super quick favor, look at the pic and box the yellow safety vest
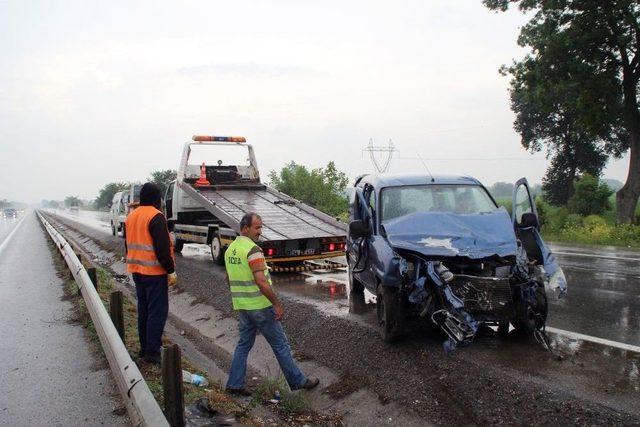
[225,236,273,310]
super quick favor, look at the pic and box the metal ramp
[177,182,345,241]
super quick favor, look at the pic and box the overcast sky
[0,0,630,203]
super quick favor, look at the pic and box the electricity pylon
[363,139,396,173]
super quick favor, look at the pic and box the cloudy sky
[0,0,630,203]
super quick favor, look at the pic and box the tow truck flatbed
[165,135,347,267]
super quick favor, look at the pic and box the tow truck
[164,135,347,272]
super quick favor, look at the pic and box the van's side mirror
[349,220,372,238]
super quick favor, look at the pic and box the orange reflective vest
[125,205,174,275]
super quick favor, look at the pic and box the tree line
[484,0,640,223]
[88,170,177,210]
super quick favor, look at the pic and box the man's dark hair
[240,212,261,230]
[139,182,162,207]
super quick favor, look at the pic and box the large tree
[64,196,81,207]
[268,161,349,217]
[503,54,618,205]
[95,182,129,210]
[485,0,640,222]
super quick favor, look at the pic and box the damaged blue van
[347,174,567,350]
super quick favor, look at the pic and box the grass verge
[45,238,257,424]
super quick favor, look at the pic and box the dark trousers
[133,273,168,358]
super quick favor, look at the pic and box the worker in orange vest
[125,182,177,365]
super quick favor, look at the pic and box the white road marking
[0,213,27,256]
[554,251,640,262]
[546,326,640,354]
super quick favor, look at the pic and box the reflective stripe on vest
[125,205,174,276]
[225,236,272,310]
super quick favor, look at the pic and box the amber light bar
[192,135,246,143]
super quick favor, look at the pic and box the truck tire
[376,284,405,342]
[111,222,116,236]
[210,236,225,265]
[174,239,184,253]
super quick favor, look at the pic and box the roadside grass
[45,241,257,424]
[251,376,343,424]
[252,376,309,415]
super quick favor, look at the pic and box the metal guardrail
[37,211,169,427]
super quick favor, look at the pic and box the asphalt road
[0,211,127,426]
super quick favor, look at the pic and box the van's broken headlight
[434,262,454,283]
[398,257,408,276]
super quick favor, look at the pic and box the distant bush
[567,174,613,216]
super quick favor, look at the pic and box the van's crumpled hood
[383,209,517,259]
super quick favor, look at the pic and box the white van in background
[109,184,142,237]
[110,191,125,236]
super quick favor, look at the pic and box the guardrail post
[109,291,125,340]
[87,267,98,290]
[162,344,184,427]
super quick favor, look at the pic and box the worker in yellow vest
[225,212,319,395]
[125,182,177,365]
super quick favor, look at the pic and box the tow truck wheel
[210,236,225,265]
[174,239,184,253]
[376,284,405,343]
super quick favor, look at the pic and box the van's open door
[512,178,567,296]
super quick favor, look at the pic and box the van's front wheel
[377,285,405,342]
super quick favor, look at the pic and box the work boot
[301,377,319,390]
[144,354,161,366]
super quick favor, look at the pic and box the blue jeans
[226,306,307,390]
[133,274,168,358]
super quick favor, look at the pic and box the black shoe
[144,354,161,365]
[301,377,319,390]
[225,387,252,397]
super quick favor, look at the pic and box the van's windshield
[381,184,497,222]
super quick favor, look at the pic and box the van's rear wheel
[174,239,184,253]
[210,236,225,265]
[111,222,116,236]
[376,285,405,342]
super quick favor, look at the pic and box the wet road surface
[0,213,24,246]
[0,212,126,426]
